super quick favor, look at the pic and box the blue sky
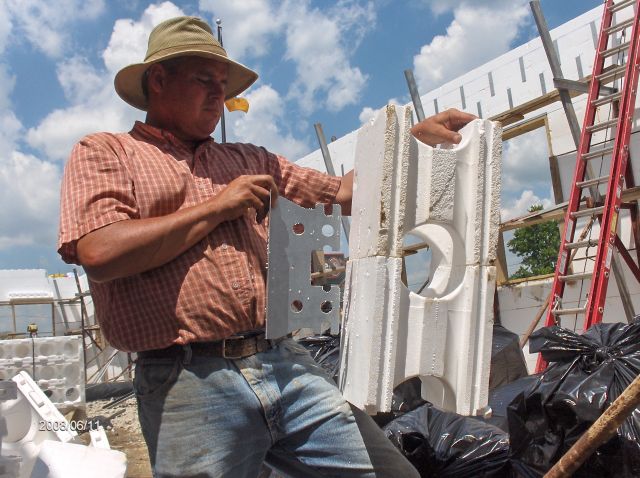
[0,0,602,274]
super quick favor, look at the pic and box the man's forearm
[77,199,225,282]
[336,170,354,215]
[78,174,277,282]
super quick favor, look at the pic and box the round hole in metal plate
[323,284,331,292]
[321,224,334,237]
[292,223,305,235]
[291,300,303,313]
[320,301,332,313]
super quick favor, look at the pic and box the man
[58,16,475,478]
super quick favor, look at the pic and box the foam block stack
[339,105,502,416]
[0,337,84,411]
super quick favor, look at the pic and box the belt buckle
[221,336,247,359]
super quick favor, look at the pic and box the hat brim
[114,50,258,111]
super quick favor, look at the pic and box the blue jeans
[134,338,419,478]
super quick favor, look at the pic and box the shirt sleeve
[57,134,140,264]
[265,150,342,207]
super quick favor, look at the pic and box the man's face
[154,56,229,142]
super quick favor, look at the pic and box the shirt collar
[131,121,216,152]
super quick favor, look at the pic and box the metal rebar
[404,69,426,122]
[216,19,226,143]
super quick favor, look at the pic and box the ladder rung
[587,118,618,133]
[610,0,635,14]
[576,175,609,188]
[592,91,622,107]
[552,306,587,316]
[581,145,615,160]
[606,18,634,35]
[560,272,593,282]
[601,41,631,59]
[565,239,599,250]
[571,206,605,219]
[597,64,628,84]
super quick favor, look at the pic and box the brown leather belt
[137,332,277,360]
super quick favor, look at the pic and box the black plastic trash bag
[384,402,511,477]
[489,324,529,391]
[297,334,341,381]
[508,321,640,477]
[487,374,539,433]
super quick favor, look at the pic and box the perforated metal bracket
[266,197,341,339]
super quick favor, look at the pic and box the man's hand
[410,108,477,146]
[214,174,278,224]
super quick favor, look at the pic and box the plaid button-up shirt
[58,122,341,352]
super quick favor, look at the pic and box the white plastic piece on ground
[30,440,126,478]
[89,426,110,450]
[339,105,501,416]
[0,372,77,478]
[0,337,84,411]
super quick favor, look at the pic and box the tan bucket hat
[114,16,258,111]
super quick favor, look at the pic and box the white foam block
[340,106,500,416]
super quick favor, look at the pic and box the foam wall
[339,105,502,415]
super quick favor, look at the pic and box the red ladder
[537,0,640,372]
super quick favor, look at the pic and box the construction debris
[0,372,127,478]
[509,320,640,477]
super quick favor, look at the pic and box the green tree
[507,204,560,280]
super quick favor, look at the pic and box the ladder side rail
[537,0,617,372]
[543,0,615,326]
[585,2,640,328]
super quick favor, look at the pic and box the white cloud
[57,56,105,104]
[413,2,529,92]
[102,1,185,74]
[28,2,187,162]
[5,0,106,58]
[198,0,281,60]
[0,108,22,154]
[283,0,373,112]
[198,0,374,113]
[0,5,12,54]
[27,102,136,163]
[501,190,553,221]
[0,151,61,250]
[228,84,309,160]
[425,0,517,15]
[359,107,376,124]
[358,97,400,124]
[502,127,551,194]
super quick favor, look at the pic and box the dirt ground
[81,396,152,478]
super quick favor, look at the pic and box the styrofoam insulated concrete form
[0,337,84,411]
[339,105,501,415]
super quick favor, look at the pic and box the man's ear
[147,64,166,96]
